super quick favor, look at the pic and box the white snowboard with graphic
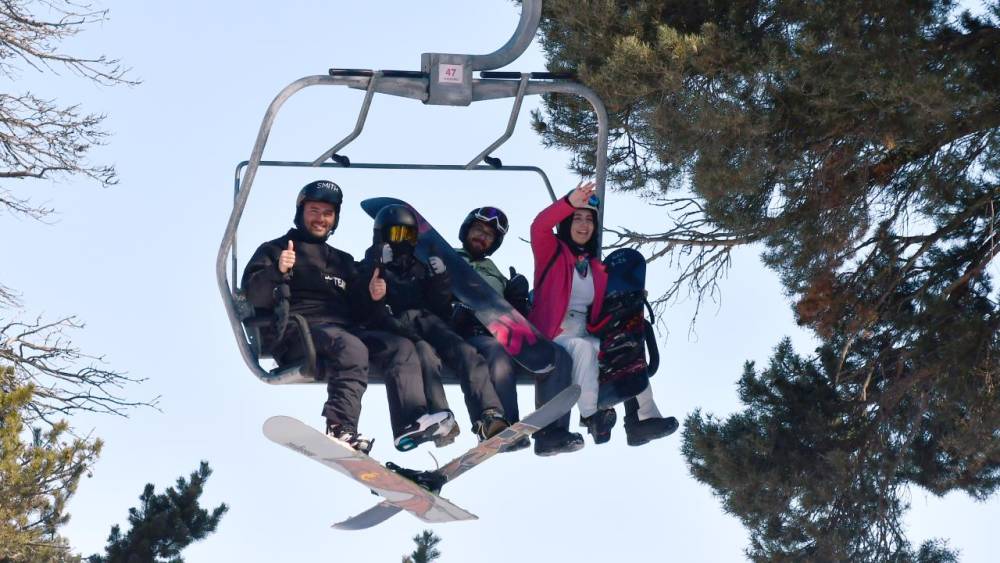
[263,416,477,524]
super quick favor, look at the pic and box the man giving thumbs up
[241,180,423,455]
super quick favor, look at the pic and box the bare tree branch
[0,314,159,428]
[602,195,761,325]
[0,0,138,85]
[0,0,138,220]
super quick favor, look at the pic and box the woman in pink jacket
[529,181,677,445]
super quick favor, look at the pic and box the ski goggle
[471,206,509,235]
[385,225,418,244]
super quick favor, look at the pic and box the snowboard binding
[385,462,448,494]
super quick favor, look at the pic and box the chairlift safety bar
[230,160,557,295]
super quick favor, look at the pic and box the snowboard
[333,383,581,530]
[263,416,478,525]
[361,197,557,374]
[594,248,658,409]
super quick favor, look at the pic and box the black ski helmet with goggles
[373,204,419,251]
[458,206,509,257]
[293,180,343,240]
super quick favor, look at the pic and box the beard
[463,238,488,258]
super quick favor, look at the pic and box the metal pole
[469,0,542,71]
[465,74,530,168]
[471,78,609,249]
[311,71,382,166]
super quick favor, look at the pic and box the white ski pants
[554,310,662,420]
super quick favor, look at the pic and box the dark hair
[556,208,599,255]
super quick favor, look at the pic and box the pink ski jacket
[528,197,608,339]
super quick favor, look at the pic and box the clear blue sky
[2,1,997,561]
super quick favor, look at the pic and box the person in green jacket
[452,206,584,456]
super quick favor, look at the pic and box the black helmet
[459,206,508,257]
[293,180,343,238]
[373,204,419,247]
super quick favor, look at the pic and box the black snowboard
[361,197,557,374]
[594,248,658,409]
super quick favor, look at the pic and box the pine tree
[87,463,228,563]
[0,366,101,562]
[401,530,442,563]
[535,1,999,559]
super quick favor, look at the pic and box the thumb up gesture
[278,241,296,274]
[369,266,387,301]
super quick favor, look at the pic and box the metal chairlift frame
[217,0,610,385]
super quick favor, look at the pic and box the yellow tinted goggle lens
[387,225,417,244]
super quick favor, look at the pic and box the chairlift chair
[217,0,611,385]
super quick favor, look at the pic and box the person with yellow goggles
[359,204,510,451]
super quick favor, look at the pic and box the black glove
[504,267,531,316]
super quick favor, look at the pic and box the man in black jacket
[359,204,509,451]
[242,180,429,454]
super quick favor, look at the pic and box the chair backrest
[234,290,317,383]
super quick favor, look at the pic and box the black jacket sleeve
[353,248,390,326]
[423,267,454,320]
[348,256,383,324]
[242,241,284,309]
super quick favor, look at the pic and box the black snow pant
[360,331,428,439]
[400,310,505,429]
[414,340,450,415]
[278,322,369,432]
[467,335,574,433]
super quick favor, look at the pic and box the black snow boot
[624,415,679,446]
[501,435,531,453]
[581,409,617,444]
[533,428,585,457]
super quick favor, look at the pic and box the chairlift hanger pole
[217,0,611,384]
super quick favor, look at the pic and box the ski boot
[326,423,375,455]
[473,408,510,442]
[580,409,616,444]
[624,415,679,446]
[533,428,585,457]
[385,462,448,494]
[394,411,453,452]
